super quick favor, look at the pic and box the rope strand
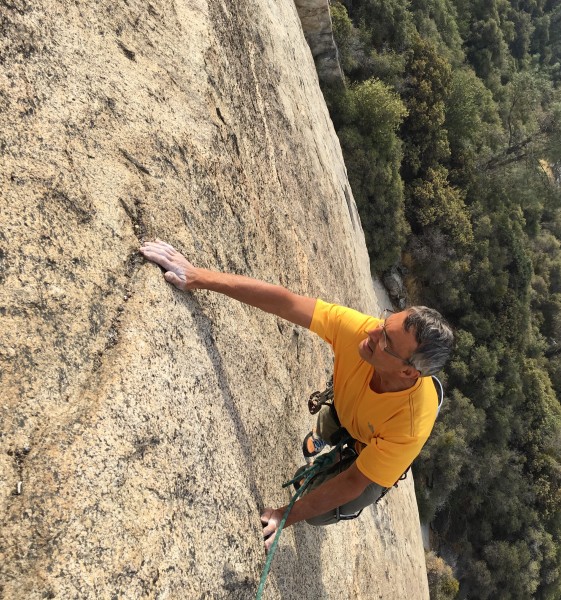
[255,437,350,599]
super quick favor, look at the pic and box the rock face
[0,1,428,598]
[294,0,345,85]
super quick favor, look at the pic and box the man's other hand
[139,239,199,291]
[260,507,283,552]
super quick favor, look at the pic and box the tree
[408,166,473,247]
[445,67,502,176]
[401,33,453,180]
[425,551,460,599]
[336,78,410,270]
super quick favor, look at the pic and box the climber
[139,239,454,551]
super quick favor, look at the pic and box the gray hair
[403,306,454,376]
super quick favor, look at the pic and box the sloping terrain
[0,0,429,598]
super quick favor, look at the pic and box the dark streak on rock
[343,184,356,231]
[132,435,160,460]
[161,155,179,176]
[216,107,226,125]
[125,249,143,276]
[146,487,168,501]
[173,473,195,503]
[10,446,30,495]
[176,144,189,165]
[229,133,240,157]
[104,96,116,112]
[163,67,180,88]
[92,196,149,372]
[89,302,105,336]
[0,247,6,285]
[119,148,151,176]
[119,197,148,242]
[116,40,136,61]
[45,188,94,224]
[1,0,33,16]
[92,316,119,373]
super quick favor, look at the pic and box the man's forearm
[282,464,371,526]
[196,269,316,329]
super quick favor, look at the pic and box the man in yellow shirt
[140,240,454,551]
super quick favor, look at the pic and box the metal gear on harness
[307,376,333,414]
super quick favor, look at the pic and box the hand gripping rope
[255,436,350,600]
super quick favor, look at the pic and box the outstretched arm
[139,240,316,328]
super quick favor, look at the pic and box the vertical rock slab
[0,0,428,598]
[294,0,345,84]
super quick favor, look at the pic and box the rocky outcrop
[0,0,427,598]
[294,0,345,85]
[383,266,409,310]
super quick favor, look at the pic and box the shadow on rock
[185,294,265,512]
[268,523,330,599]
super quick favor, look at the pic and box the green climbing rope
[255,437,350,600]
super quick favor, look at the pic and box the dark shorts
[303,405,384,526]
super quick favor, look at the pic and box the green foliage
[410,0,465,65]
[401,34,453,179]
[409,166,473,247]
[425,551,460,599]
[334,79,410,270]
[445,68,502,172]
[325,1,561,596]
[344,0,413,50]
[347,78,409,143]
[483,539,542,598]
[415,388,485,521]
[330,2,358,73]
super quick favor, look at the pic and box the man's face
[358,310,418,377]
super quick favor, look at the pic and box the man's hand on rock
[139,239,199,291]
[260,507,283,552]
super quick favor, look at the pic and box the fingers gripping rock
[139,239,199,290]
[164,271,184,290]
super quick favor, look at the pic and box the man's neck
[370,370,418,394]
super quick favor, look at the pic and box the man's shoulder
[406,376,439,409]
[313,299,378,331]
[312,300,381,355]
[410,377,440,429]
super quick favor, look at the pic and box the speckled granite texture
[0,0,428,598]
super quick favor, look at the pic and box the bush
[338,79,409,271]
[330,1,357,73]
[425,551,460,600]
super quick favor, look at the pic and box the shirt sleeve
[309,299,344,346]
[355,435,428,488]
[310,299,378,350]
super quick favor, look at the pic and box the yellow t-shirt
[310,299,438,487]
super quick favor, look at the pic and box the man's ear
[400,365,421,379]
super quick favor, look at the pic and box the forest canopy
[325,1,561,598]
